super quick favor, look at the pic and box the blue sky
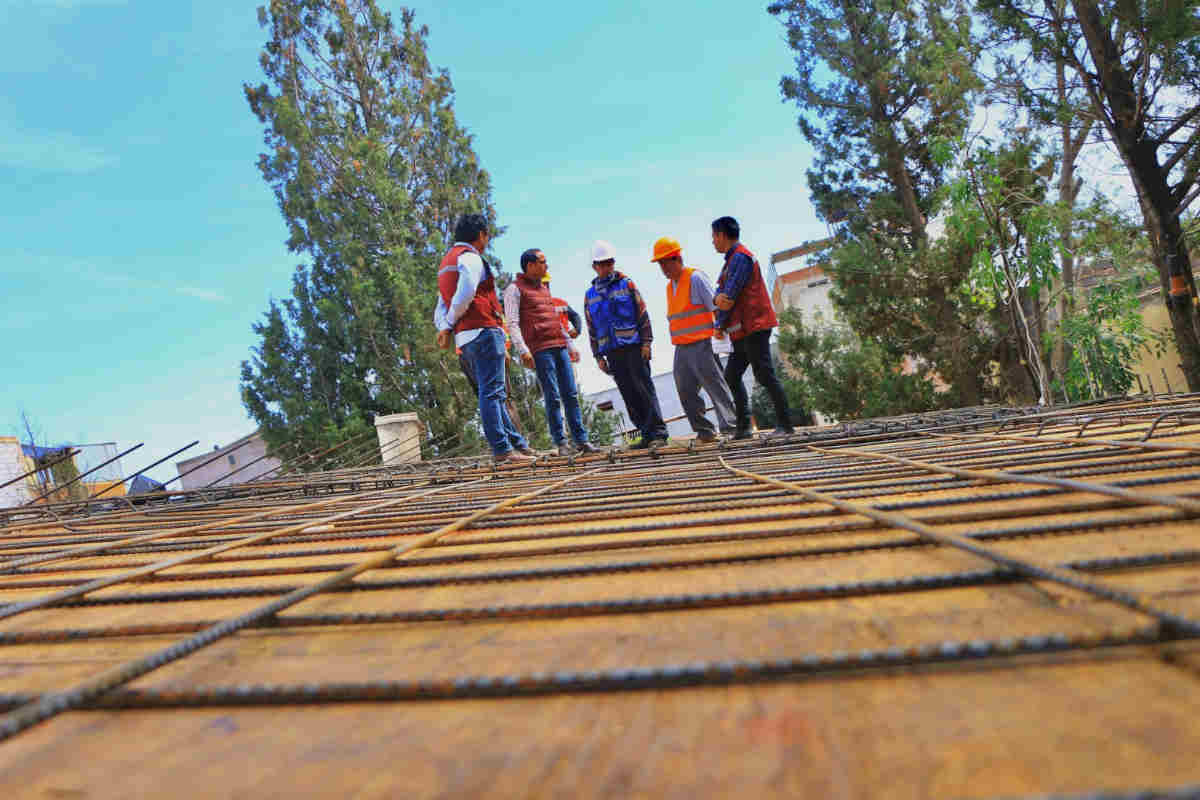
[1,0,828,481]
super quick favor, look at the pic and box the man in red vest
[651,236,737,443]
[434,213,534,464]
[711,215,794,439]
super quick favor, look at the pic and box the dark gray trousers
[673,338,737,435]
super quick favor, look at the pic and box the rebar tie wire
[0,466,603,743]
[717,457,1200,637]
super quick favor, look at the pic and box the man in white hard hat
[584,240,668,448]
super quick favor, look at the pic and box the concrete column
[374,412,423,465]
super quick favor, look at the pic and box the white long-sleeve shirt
[433,243,489,348]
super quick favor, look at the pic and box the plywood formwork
[1,397,1199,799]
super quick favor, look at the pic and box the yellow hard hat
[651,236,682,262]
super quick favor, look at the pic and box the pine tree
[241,0,498,457]
[769,0,993,404]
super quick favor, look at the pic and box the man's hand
[713,328,726,340]
[597,357,610,374]
[567,325,580,339]
[641,343,651,361]
[713,293,735,311]
[436,329,453,350]
[568,348,580,363]
[520,351,535,369]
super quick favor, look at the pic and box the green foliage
[241,0,498,460]
[580,396,617,447]
[978,0,1200,390]
[771,309,940,421]
[1055,280,1165,399]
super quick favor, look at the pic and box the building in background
[175,431,280,490]
[769,239,837,323]
[0,440,125,508]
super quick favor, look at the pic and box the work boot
[695,430,719,444]
[732,427,754,441]
[556,442,571,457]
[495,449,535,465]
[767,426,794,439]
[518,446,538,457]
[575,441,599,454]
[630,437,652,450]
[649,436,669,450]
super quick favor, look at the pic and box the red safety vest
[515,273,567,354]
[722,243,777,341]
[437,244,503,335]
[667,267,716,345]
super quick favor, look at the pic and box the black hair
[453,213,489,245]
[519,248,543,272]
[711,216,740,240]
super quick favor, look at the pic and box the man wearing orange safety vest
[651,237,737,443]
[711,215,794,439]
[434,213,534,464]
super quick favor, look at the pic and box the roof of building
[2,396,1200,796]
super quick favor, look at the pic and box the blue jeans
[533,347,589,446]
[461,328,528,455]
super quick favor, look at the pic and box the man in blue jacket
[584,240,668,448]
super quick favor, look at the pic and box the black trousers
[724,328,792,430]
[607,344,668,440]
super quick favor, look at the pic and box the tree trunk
[1072,0,1200,390]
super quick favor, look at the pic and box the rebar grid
[1,396,1199,778]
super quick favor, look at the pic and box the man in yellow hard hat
[651,236,737,443]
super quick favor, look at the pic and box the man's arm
[445,251,483,325]
[564,304,582,337]
[502,284,531,357]
[503,283,534,366]
[690,269,717,311]
[714,251,752,329]
[628,279,653,344]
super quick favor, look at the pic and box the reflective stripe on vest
[667,267,715,345]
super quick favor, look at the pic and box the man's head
[651,236,684,281]
[592,240,616,279]
[520,248,548,282]
[454,213,490,251]
[711,216,740,254]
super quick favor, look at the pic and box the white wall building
[0,437,31,508]
[175,431,281,489]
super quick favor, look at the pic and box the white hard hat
[592,240,616,262]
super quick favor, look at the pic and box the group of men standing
[435,213,794,464]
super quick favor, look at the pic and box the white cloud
[0,121,116,173]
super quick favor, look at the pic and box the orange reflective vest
[667,267,716,345]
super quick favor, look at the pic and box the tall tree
[982,0,1200,389]
[769,0,991,404]
[241,0,497,457]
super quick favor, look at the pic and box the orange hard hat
[651,236,682,262]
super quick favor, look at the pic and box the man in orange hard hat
[651,236,737,443]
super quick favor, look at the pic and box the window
[227,455,236,466]
[597,401,614,411]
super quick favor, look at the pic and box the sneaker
[695,431,719,444]
[556,442,571,457]
[732,427,754,441]
[629,437,651,450]
[518,446,539,457]
[767,426,795,439]
[649,436,669,449]
[575,442,600,454]
[494,449,535,465]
